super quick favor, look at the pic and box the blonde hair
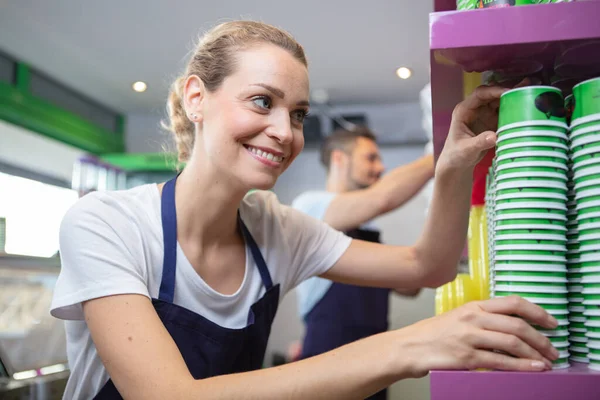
[163,21,308,162]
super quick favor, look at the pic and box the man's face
[346,137,385,190]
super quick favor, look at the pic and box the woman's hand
[395,295,559,378]
[437,85,506,172]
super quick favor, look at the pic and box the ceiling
[0,0,433,114]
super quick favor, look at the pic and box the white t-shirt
[50,184,352,400]
[292,191,378,319]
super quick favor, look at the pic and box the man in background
[292,126,434,400]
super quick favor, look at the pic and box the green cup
[496,239,567,252]
[495,261,566,273]
[495,281,567,293]
[496,177,568,192]
[496,166,568,179]
[495,208,567,221]
[571,122,600,142]
[578,206,600,220]
[499,86,567,132]
[574,166,600,182]
[498,86,567,132]
[572,151,600,167]
[571,131,600,150]
[496,187,567,199]
[498,145,568,157]
[495,292,568,306]
[572,78,600,127]
[496,156,568,167]
[498,150,569,162]
[495,229,566,242]
[576,188,600,203]
[457,0,477,10]
[495,218,567,230]
[495,270,567,282]
[497,137,568,151]
[497,128,568,145]
[583,293,600,304]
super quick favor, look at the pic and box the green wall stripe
[0,80,124,154]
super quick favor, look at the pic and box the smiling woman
[50,20,559,400]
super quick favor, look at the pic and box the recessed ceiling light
[396,67,412,80]
[132,81,147,92]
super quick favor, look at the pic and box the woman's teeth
[248,146,283,162]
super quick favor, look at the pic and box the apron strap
[159,177,178,303]
[159,177,274,302]
[239,213,273,290]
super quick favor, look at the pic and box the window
[0,52,15,84]
[29,70,120,132]
[0,172,78,257]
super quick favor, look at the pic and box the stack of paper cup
[493,86,570,369]
[486,167,497,297]
[570,77,600,370]
[567,122,587,364]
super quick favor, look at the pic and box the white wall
[270,146,434,400]
[0,120,84,182]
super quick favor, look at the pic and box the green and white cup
[570,331,588,344]
[495,291,568,304]
[497,145,568,159]
[494,261,566,273]
[497,138,568,152]
[571,132,600,151]
[495,218,567,231]
[495,240,566,252]
[496,161,568,174]
[495,230,566,241]
[571,125,600,147]
[498,124,568,137]
[494,281,567,294]
[495,250,566,263]
[495,270,567,284]
[571,78,600,128]
[495,168,568,181]
[495,178,568,192]
[497,151,569,162]
[583,293,600,305]
[496,200,567,211]
[499,86,568,132]
[495,208,567,221]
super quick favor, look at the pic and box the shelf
[431,2,600,51]
[100,152,180,172]
[429,2,600,160]
[431,363,600,400]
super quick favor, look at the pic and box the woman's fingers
[472,349,551,372]
[478,295,558,329]
[473,330,552,369]
[478,312,559,362]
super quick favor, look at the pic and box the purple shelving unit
[431,362,600,400]
[429,2,600,398]
[429,1,600,159]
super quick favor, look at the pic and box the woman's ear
[183,75,205,123]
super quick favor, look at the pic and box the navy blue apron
[94,177,280,399]
[301,228,390,400]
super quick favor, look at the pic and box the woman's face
[186,43,309,191]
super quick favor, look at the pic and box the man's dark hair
[319,126,377,170]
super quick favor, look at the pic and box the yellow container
[435,273,478,315]
[468,205,490,300]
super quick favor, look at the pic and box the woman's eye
[252,96,272,109]
[292,110,309,123]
